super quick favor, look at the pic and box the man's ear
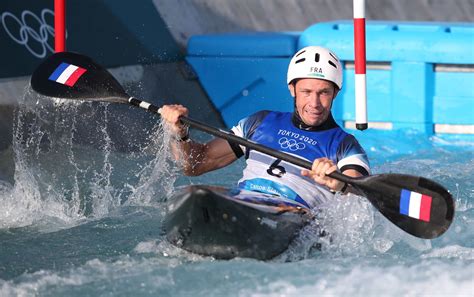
[332,84,339,100]
[288,84,296,97]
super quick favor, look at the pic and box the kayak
[163,185,312,260]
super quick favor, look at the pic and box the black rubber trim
[340,164,369,176]
[228,132,244,158]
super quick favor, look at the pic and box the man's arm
[312,133,370,194]
[159,104,238,176]
[338,168,363,195]
[301,157,346,192]
[301,158,364,195]
[172,137,237,176]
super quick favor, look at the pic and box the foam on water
[2,249,472,297]
[241,261,474,297]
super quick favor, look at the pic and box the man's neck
[291,112,338,131]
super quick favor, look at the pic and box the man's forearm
[171,139,206,176]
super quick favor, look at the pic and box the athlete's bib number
[266,159,286,178]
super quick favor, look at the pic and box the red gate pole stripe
[55,0,66,52]
[354,18,366,74]
[353,0,368,129]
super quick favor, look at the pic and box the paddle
[30,52,454,239]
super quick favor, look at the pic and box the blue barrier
[187,32,298,126]
[186,21,474,134]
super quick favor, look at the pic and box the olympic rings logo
[1,9,59,58]
[278,137,306,151]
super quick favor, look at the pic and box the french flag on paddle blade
[48,62,87,87]
[399,189,432,222]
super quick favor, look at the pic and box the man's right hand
[158,104,238,176]
[158,104,189,139]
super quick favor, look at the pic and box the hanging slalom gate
[186,21,474,135]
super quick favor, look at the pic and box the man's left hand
[301,157,346,192]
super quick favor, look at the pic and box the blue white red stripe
[399,189,432,222]
[48,62,87,87]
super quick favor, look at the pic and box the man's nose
[308,93,321,107]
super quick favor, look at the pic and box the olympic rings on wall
[1,9,56,58]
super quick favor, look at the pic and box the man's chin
[302,118,322,127]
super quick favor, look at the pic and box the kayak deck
[164,185,312,260]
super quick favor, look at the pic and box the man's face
[290,78,337,127]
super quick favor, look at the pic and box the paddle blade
[31,52,128,103]
[353,174,454,239]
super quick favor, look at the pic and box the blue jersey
[230,111,370,209]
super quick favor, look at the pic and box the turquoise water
[0,92,473,296]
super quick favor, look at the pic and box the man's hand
[301,157,346,192]
[158,104,189,139]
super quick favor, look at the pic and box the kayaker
[160,46,370,209]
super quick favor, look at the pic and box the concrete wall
[153,0,474,48]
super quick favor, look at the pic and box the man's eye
[321,90,331,96]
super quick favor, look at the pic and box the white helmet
[287,46,343,89]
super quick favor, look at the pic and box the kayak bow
[164,185,312,260]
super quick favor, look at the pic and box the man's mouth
[305,109,322,116]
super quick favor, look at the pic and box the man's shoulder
[330,127,363,147]
[233,110,291,139]
[336,131,368,158]
[249,109,290,118]
[243,110,290,124]
[249,110,272,119]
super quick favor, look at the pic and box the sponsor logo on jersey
[277,129,318,146]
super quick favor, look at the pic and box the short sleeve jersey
[230,111,370,209]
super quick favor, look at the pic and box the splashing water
[0,88,179,229]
